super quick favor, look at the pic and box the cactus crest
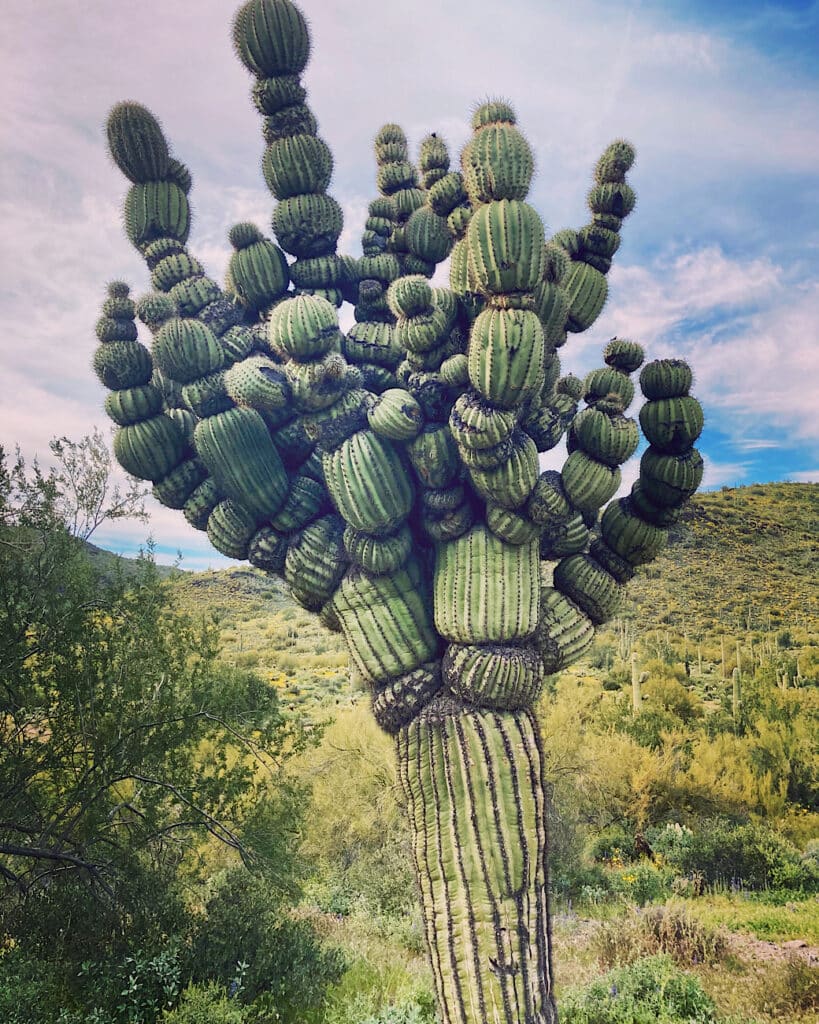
[594,139,636,184]
[233,0,311,78]
[136,292,176,330]
[604,337,645,373]
[375,122,407,147]
[556,374,584,400]
[471,99,517,129]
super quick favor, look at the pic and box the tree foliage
[0,442,341,1022]
[49,428,149,541]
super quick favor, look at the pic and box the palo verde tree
[93,2,705,1020]
[0,445,337,1020]
[0,444,299,899]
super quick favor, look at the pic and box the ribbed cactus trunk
[397,702,556,1024]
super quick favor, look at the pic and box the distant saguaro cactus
[91,2,705,1020]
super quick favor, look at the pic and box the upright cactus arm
[91,4,709,1022]
[234,0,345,305]
[553,139,638,337]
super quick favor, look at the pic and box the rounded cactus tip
[107,280,131,299]
[228,221,265,250]
[375,123,407,147]
[388,275,434,319]
[556,374,584,400]
[471,98,517,130]
[136,291,176,328]
[604,337,645,374]
[106,101,170,184]
[232,0,311,79]
[358,279,384,302]
[420,133,449,167]
[595,139,636,184]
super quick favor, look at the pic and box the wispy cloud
[787,469,819,484]
[733,439,782,451]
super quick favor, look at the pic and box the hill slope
[627,482,817,639]
[155,482,818,707]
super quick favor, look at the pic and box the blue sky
[1,0,817,570]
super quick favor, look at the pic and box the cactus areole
[93,3,705,1021]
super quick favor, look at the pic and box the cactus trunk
[631,651,642,713]
[397,702,556,1024]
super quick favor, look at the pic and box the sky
[1,0,817,570]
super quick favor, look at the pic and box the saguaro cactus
[92,2,706,1021]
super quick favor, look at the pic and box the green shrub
[162,983,249,1023]
[560,954,716,1023]
[551,861,614,903]
[649,817,815,891]
[802,837,819,874]
[649,822,694,865]
[358,999,438,1024]
[610,862,673,906]
[109,945,183,1022]
[189,868,345,1022]
[0,948,73,1024]
[593,903,727,968]
[623,708,682,749]
[589,825,636,864]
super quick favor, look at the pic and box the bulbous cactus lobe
[233,0,311,77]
[107,102,170,184]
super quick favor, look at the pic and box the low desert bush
[560,954,716,1023]
[593,902,727,968]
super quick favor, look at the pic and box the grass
[679,893,819,944]
[305,907,436,1024]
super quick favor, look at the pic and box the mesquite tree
[91,1,705,1020]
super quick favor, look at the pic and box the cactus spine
[93,4,708,1020]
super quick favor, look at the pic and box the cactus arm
[233,0,345,305]
[552,140,638,337]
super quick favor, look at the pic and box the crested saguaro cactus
[92,2,705,1021]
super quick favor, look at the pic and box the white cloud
[700,455,750,490]
[733,439,782,451]
[605,246,784,348]
[787,469,819,484]
[594,249,819,448]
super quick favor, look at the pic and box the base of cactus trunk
[397,699,557,1024]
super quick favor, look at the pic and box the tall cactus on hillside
[91,2,705,1021]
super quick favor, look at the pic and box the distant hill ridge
[91,482,817,638]
[628,482,817,638]
[87,483,817,708]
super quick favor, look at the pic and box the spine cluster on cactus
[93,5,707,1021]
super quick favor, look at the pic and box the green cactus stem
[631,652,645,713]
[397,705,556,1024]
